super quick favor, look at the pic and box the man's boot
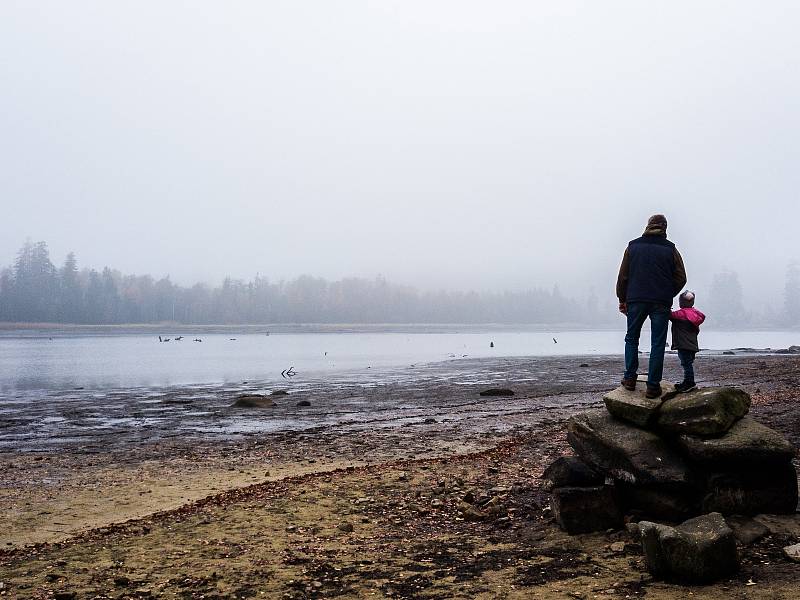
[645,384,662,399]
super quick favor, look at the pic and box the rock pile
[545,382,798,532]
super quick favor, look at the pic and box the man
[616,214,687,398]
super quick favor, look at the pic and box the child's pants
[677,349,696,383]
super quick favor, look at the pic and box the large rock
[603,380,675,428]
[783,543,800,563]
[752,513,800,537]
[567,410,694,488]
[232,394,274,408]
[639,512,739,583]
[657,387,750,436]
[701,463,799,515]
[676,417,796,465]
[724,516,769,545]
[542,457,603,489]
[551,485,623,534]
[617,483,699,522]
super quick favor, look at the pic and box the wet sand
[1,353,799,598]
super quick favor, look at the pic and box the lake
[1,327,798,392]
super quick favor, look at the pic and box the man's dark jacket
[616,233,686,307]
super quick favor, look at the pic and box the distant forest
[0,241,598,325]
[1,241,798,327]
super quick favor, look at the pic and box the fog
[1,2,799,312]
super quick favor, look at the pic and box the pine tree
[785,262,800,327]
[58,252,82,322]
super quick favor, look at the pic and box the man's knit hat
[644,214,668,236]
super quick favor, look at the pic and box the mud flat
[1,353,798,598]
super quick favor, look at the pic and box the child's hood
[672,307,705,327]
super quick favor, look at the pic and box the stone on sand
[752,513,800,537]
[639,512,738,583]
[724,516,769,546]
[479,388,514,397]
[617,483,698,522]
[542,456,603,489]
[701,462,799,515]
[783,543,800,563]
[232,394,274,408]
[551,485,623,534]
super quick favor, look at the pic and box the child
[670,290,706,392]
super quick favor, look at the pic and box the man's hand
[619,302,627,315]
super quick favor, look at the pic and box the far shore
[0,320,797,337]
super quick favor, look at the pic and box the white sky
[1,1,798,304]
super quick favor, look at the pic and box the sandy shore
[1,353,799,598]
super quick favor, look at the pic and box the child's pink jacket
[671,307,705,328]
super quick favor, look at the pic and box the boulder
[657,387,750,436]
[232,394,274,408]
[752,513,800,537]
[724,516,769,545]
[639,512,739,583]
[701,462,799,515]
[676,417,796,465]
[567,410,694,488]
[542,456,603,490]
[551,485,623,534]
[603,380,675,428]
[783,543,800,563]
[617,483,699,522]
[479,388,514,397]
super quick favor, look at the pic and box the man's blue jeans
[624,302,670,387]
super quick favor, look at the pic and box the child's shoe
[675,380,697,393]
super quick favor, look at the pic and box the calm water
[1,328,798,392]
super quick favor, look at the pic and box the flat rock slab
[551,485,623,534]
[479,388,514,397]
[724,516,770,545]
[639,512,739,583]
[232,394,274,408]
[657,387,750,436]
[603,380,675,428]
[567,409,693,488]
[702,463,799,515]
[753,513,800,538]
[617,483,699,522]
[677,417,796,465]
[783,543,800,563]
[542,456,603,489]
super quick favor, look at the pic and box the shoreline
[2,321,797,337]
[1,353,799,597]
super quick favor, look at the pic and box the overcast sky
[1,1,798,306]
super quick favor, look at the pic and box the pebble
[783,543,800,563]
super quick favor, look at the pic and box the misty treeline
[0,241,594,325]
[1,241,799,327]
